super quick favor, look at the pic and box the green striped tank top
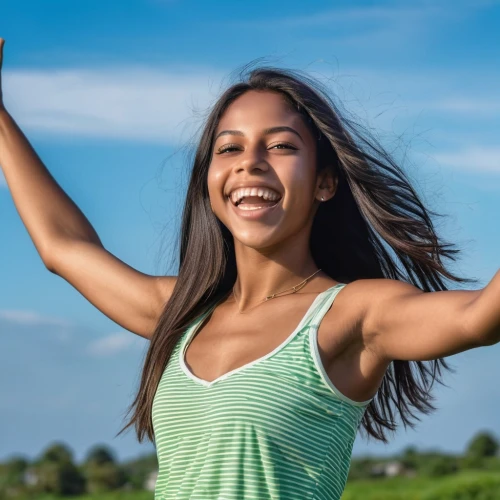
[152,283,373,500]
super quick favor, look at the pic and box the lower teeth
[238,205,266,211]
[233,199,280,211]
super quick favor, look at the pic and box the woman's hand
[0,38,5,111]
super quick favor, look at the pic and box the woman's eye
[216,143,296,154]
[217,144,240,154]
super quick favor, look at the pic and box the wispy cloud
[239,0,496,30]
[3,66,223,144]
[0,309,72,328]
[86,332,143,357]
[434,147,500,173]
[2,57,499,167]
[236,4,441,30]
[430,98,500,115]
[331,67,500,115]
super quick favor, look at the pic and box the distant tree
[84,444,117,466]
[82,444,125,493]
[39,442,74,464]
[84,462,127,493]
[1,456,28,481]
[29,442,85,495]
[400,445,419,470]
[0,456,29,495]
[29,461,85,495]
[466,431,499,460]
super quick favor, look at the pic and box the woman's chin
[230,230,282,251]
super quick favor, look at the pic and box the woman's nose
[234,148,269,173]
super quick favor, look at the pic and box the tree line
[0,442,156,498]
[348,430,500,480]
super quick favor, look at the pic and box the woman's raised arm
[0,38,175,339]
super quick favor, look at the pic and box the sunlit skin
[207,90,337,310]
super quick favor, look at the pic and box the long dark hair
[118,63,475,444]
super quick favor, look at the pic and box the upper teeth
[230,187,281,205]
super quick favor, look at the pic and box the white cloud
[86,332,142,357]
[3,66,224,144]
[434,147,500,173]
[0,309,72,328]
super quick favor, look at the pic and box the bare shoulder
[337,278,420,314]
[324,278,421,354]
[340,278,419,299]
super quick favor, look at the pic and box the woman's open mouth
[227,188,282,220]
[229,197,281,219]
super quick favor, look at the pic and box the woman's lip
[228,198,282,220]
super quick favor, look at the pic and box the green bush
[347,458,377,481]
[459,455,500,471]
[419,455,459,478]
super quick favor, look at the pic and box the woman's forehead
[216,91,306,135]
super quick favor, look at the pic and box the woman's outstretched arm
[0,38,175,339]
[355,271,500,363]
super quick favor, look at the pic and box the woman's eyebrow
[215,126,303,142]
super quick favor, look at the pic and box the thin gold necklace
[232,268,322,314]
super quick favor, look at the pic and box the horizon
[5,426,499,465]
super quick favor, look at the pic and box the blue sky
[1,0,499,464]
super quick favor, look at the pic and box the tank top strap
[304,283,347,330]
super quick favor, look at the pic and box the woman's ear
[316,167,338,202]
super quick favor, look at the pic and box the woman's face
[207,90,333,251]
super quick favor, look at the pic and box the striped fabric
[152,283,373,500]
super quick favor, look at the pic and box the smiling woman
[1,36,499,500]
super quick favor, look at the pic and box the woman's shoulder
[322,278,413,340]
[340,277,419,297]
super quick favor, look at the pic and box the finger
[0,38,4,71]
[0,38,4,69]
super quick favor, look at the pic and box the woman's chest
[183,300,354,386]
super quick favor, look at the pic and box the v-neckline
[179,284,342,388]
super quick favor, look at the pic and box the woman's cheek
[206,165,222,201]
[283,163,315,203]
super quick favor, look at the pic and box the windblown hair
[118,63,474,444]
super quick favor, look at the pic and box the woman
[1,38,498,500]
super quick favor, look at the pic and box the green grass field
[341,470,500,499]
